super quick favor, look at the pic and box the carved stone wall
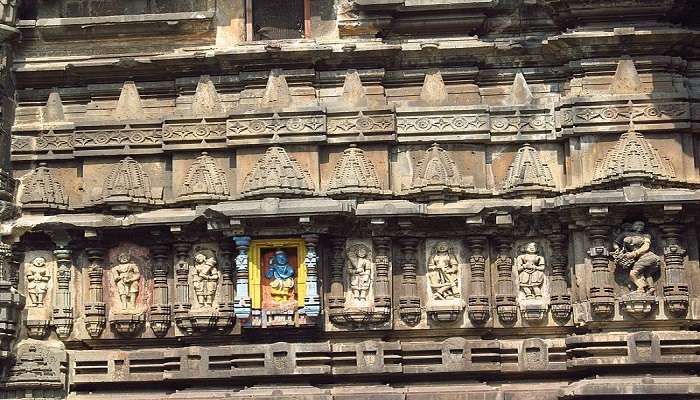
[2,1,700,399]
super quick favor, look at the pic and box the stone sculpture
[192,253,220,308]
[613,221,660,294]
[266,250,295,302]
[346,244,372,303]
[516,242,546,300]
[113,253,141,310]
[25,257,50,307]
[427,242,460,300]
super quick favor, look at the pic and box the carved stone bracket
[398,238,420,325]
[494,238,517,324]
[466,237,490,325]
[150,244,171,337]
[233,236,251,320]
[302,234,321,318]
[548,233,572,322]
[586,224,615,319]
[84,247,106,338]
[661,223,689,317]
[52,248,73,339]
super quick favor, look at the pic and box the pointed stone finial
[420,69,449,106]
[114,81,145,120]
[192,75,224,116]
[610,59,642,94]
[44,89,65,123]
[341,70,368,108]
[509,72,532,106]
[260,69,292,109]
[501,144,556,195]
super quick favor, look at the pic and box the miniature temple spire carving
[408,143,473,200]
[241,147,315,199]
[114,81,145,120]
[592,116,675,187]
[178,152,230,202]
[192,75,224,116]
[326,145,384,198]
[102,157,159,206]
[20,163,69,210]
[501,144,556,196]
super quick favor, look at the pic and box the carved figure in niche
[25,257,50,307]
[428,242,460,300]
[266,250,295,302]
[516,242,546,299]
[613,221,660,294]
[347,245,372,302]
[113,253,141,310]
[192,253,220,307]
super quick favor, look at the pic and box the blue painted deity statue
[266,250,295,302]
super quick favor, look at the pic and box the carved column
[494,237,517,324]
[466,237,490,324]
[372,237,392,322]
[150,244,171,337]
[586,224,614,318]
[548,233,572,321]
[84,247,106,338]
[398,238,420,325]
[173,242,192,333]
[52,247,73,339]
[217,239,235,331]
[661,223,689,317]
[0,242,23,367]
[302,234,320,318]
[233,236,251,320]
[328,237,346,324]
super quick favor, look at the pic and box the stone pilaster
[233,236,251,320]
[661,223,689,317]
[328,237,346,324]
[586,224,615,319]
[494,237,517,324]
[372,236,391,323]
[548,233,572,321]
[398,238,420,325]
[52,247,73,339]
[84,247,106,338]
[217,239,236,330]
[466,237,489,325]
[302,234,320,318]
[150,244,171,337]
[173,242,192,333]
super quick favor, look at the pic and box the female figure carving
[113,253,141,310]
[613,221,660,294]
[192,253,220,307]
[347,245,372,302]
[516,242,546,299]
[427,242,460,300]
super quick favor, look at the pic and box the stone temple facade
[0,0,699,399]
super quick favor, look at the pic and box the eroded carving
[102,157,160,207]
[192,253,219,308]
[346,244,372,304]
[113,253,141,311]
[407,143,474,200]
[25,257,49,307]
[20,163,69,210]
[501,144,556,196]
[179,152,230,202]
[516,242,546,300]
[326,145,384,198]
[428,242,459,301]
